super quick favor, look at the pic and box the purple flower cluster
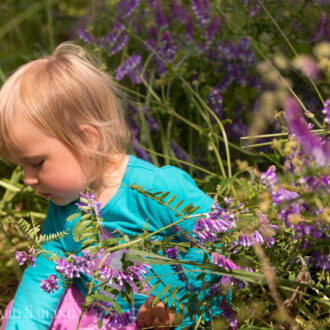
[284,97,329,166]
[243,0,261,17]
[98,23,129,57]
[193,203,237,243]
[238,222,277,248]
[147,30,177,75]
[75,191,102,217]
[116,0,140,20]
[40,275,59,293]
[78,29,92,44]
[15,251,35,267]
[107,311,133,328]
[165,246,189,284]
[55,250,96,278]
[115,53,142,83]
[207,87,223,119]
[309,12,330,43]
[170,140,190,164]
[88,301,135,328]
[98,262,150,287]
[260,165,330,270]
[219,300,238,330]
[191,0,210,28]
[322,99,330,129]
[211,253,253,286]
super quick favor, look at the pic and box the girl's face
[12,121,91,206]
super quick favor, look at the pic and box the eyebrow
[20,155,44,162]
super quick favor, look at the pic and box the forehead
[9,120,57,162]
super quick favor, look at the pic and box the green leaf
[102,237,122,247]
[152,295,159,308]
[180,203,194,214]
[97,318,103,329]
[166,194,177,205]
[91,293,113,302]
[174,199,184,209]
[161,284,172,296]
[112,300,122,314]
[170,285,180,299]
[66,213,80,222]
[158,191,170,201]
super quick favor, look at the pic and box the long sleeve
[5,202,79,330]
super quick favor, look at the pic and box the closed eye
[32,160,44,168]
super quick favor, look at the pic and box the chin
[50,196,76,206]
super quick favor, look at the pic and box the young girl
[0,42,214,329]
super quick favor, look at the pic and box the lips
[40,193,51,198]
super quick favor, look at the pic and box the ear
[79,124,100,151]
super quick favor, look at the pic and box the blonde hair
[0,42,130,191]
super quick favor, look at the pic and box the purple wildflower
[211,253,239,270]
[309,12,330,43]
[207,282,222,297]
[55,258,76,278]
[78,29,92,44]
[201,16,221,51]
[154,0,167,27]
[219,300,238,329]
[99,23,125,48]
[40,275,59,293]
[224,197,232,208]
[75,191,102,217]
[170,0,186,22]
[115,53,142,81]
[15,251,35,267]
[15,251,28,266]
[228,118,248,141]
[261,166,278,189]
[107,311,133,328]
[55,252,95,279]
[322,99,330,128]
[194,203,236,243]
[98,261,150,287]
[238,234,252,247]
[98,23,129,56]
[146,113,159,133]
[311,251,330,271]
[191,0,210,28]
[99,265,116,284]
[170,140,190,163]
[207,87,223,120]
[116,0,140,20]
[132,136,151,162]
[109,34,129,56]
[185,13,194,41]
[152,30,177,74]
[127,64,143,84]
[165,246,189,284]
[284,97,329,166]
[244,0,261,17]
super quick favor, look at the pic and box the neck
[96,154,129,206]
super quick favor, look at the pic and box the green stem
[45,0,54,52]
[209,140,227,178]
[257,0,324,104]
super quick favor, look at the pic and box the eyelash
[32,160,44,168]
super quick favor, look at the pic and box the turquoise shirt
[6,155,214,329]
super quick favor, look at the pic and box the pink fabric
[2,285,139,330]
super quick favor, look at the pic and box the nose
[23,169,39,187]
